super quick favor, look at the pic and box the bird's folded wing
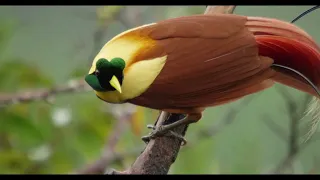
[128,14,275,109]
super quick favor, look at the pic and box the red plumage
[246,17,320,96]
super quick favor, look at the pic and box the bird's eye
[94,70,100,76]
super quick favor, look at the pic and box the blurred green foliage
[0,6,319,174]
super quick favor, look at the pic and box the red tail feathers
[245,16,320,96]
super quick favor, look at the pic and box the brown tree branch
[204,6,236,14]
[107,6,237,175]
[0,79,90,108]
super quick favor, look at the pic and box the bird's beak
[109,75,122,93]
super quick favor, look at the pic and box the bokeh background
[0,6,319,174]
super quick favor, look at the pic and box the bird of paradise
[85,6,320,144]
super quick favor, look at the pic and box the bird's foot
[141,114,201,146]
[141,124,187,146]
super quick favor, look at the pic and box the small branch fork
[75,105,137,174]
[263,87,319,174]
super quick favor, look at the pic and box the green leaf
[0,150,31,173]
[0,110,45,150]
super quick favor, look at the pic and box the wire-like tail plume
[291,5,319,23]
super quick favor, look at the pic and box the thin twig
[0,79,90,108]
[87,7,124,64]
[75,118,126,174]
[262,115,288,142]
[195,96,255,140]
[75,104,136,174]
[74,148,141,174]
[262,89,319,173]
[87,6,144,65]
[204,6,236,14]
[272,87,310,173]
[108,6,237,175]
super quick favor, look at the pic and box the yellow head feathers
[85,23,167,103]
